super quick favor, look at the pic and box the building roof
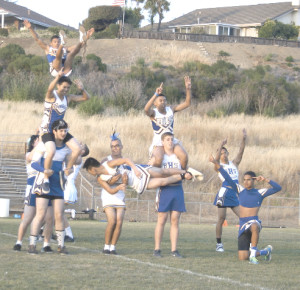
[0,0,73,29]
[167,2,294,27]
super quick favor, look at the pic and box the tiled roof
[0,0,72,29]
[167,2,294,27]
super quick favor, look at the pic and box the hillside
[1,35,300,78]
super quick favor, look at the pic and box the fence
[123,30,300,48]
[0,137,299,227]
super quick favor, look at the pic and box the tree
[125,7,144,28]
[144,0,170,31]
[259,20,299,40]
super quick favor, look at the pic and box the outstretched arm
[233,128,247,167]
[144,82,163,117]
[172,76,192,113]
[68,79,90,103]
[107,158,141,178]
[24,20,48,53]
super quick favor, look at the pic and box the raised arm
[172,76,192,113]
[144,83,163,117]
[24,20,48,53]
[232,128,247,167]
[214,138,227,172]
[67,79,90,103]
[45,70,64,102]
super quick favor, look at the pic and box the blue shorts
[156,182,186,212]
[213,187,239,207]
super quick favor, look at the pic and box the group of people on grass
[13,21,282,264]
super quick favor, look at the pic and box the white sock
[65,226,74,239]
[44,178,49,183]
[43,242,50,248]
[250,247,257,258]
[29,235,37,246]
[16,240,22,245]
[110,245,116,251]
[56,230,65,247]
[104,244,110,250]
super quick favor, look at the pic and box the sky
[15,0,290,28]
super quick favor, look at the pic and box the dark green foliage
[84,6,122,32]
[77,96,105,116]
[93,24,120,39]
[218,50,230,57]
[0,28,8,37]
[258,20,299,40]
[125,7,144,28]
[86,54,107,72]
[285,56,294,62]
[0,44,25,66]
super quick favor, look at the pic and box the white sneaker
[79,25,87,42]
[187,167,204,181]
[216,243,224,252]
[264,245,273,262]
[59,30,67,45]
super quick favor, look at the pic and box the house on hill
[0,0,72,30]
[145,1,300,38]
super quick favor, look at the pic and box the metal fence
[123,30,300,48]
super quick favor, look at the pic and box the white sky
[16,0,290,28]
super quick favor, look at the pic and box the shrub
[77,96,105,116]
[0,44,25,66]
[152,61,163,68]
[285,56,294,62]
[86,54,107,72]
[218,50,230,57]
[0,28,8,37]
[264,54,273,61]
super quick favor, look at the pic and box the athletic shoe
[153,249,162,258]
[41,246,53,253]
[79,25,87,42]
[28,245,38,255]
[249,256,259,264]
[41,181,50,194]
[59,170,67,190]
[110,250,117,255]
[264,245,273,262]
[57,246,68,255]
[64,235,75,243]
[59,30,67,45]
[171,250,183,258]
[102,249,110,255]
[13,244,21,251]
[186,167,204,181]
[216,196,224,206]
[216,243,224,252]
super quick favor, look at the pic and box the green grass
[0,219,299,289]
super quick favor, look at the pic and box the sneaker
[13,244,21,251]
[102,249,110,255]
[110,250,117,255]
[59,170,67,190]
[264,245,273,262]
[64,235,75,243]
[57,246,68,255]
[216,243,224,252]
[28,245,38,255]
[216,196,224,206]
[153,249,162,258]
[79,25,87,42]
[41,246,53,253]
[59,30,67,45]
[41,181,50,194]
[249,256,259,264]
[186,167,204,181]
[171,250,183,258]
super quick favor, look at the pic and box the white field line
[2,232,269,290]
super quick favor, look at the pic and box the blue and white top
[47,46,67,65]
[40,91,68,134]
[218,161,239,186]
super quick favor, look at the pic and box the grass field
[1,218,299,289]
